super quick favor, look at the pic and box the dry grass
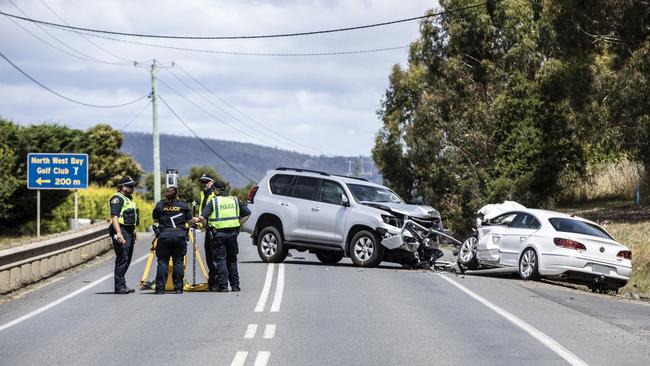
[602,222,650,297]
[559,159,646,203]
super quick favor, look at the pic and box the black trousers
[155,231,187,291]
[209,234,239,289]
[112,226,135,291]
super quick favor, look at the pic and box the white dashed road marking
[230,351,248,366]
[263,324,276,339]
[254,351,271,366]
[437,274,590,366]
[244,324,258,339]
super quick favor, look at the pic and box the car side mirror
[341,194,350,207]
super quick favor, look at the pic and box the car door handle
[311,207,320,212]
[280,202,289,206]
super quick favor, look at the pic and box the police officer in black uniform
[152,186,197,294]
[199,181,251,292]
[109,176,139,294]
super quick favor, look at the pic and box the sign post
[27,153,89,236]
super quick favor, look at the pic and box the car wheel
[315,251,344,265]
[257,226,288,263]
[458,235,479,270]
[518,248,540,280]
[349,230,383,268]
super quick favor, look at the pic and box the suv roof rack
[332,174,369,182]
[275,167,330,176]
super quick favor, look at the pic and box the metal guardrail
[0,223,111,294]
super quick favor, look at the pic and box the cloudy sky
[0,0,437,157]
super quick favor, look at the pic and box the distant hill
[121,132,382,187]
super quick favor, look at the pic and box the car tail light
[617,250,632,260]
[553,238,586,252]
[247,185,259,203]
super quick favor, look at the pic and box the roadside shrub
[44,185,154,232]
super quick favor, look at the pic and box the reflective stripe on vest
[208,196,240,229]
[111,192,137,226]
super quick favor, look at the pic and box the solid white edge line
[270,263,284,312]
[436,274,590,366]
[254,264,275,312]
[263,324,276,339]
[230,351,248,366]
[0,253,150,333]
[244,324,258,339]
[254,351,271,366]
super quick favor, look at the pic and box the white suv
[243,167,444,267]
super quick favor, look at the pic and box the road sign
[27,153,89,190]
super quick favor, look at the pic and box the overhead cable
[0,1,501,40]
[158,94,256,183]
[171,65,327,155]
[0,50,149,108]
[37,0,135,64]
[46,28,410,57]
[119,99,152,132]
[5,0,129,65]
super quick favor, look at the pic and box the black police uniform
[109,193,138,293]
[152,198,192,293]
[201,193,251,291]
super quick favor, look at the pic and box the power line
[46,28,410,57]
[158,94,256,183]
[5,0,129,66]
[157,77,271,146]
[37,0,134,64]
[0,50,149,108]
[166,67,327,155]
[0,1,501,40]
[119,99,152,132]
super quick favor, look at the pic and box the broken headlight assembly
[381,214,404,228]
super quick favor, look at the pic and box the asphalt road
[1,232,649,366]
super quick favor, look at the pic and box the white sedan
[458,208,632,291]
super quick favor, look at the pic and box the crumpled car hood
[361,202,440,219]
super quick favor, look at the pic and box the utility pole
[136,59,173,202]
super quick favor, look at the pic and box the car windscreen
[548,218,613,240]
[347,183,404,204]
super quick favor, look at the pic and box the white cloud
[0,0,437,156]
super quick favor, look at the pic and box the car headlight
[381,214,403,228]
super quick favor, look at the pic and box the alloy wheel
[520,249,536,278]
[261,233,278,257]
[354,237,374,261]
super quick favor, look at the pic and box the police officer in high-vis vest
[198,174,217,289]
[109,176,139,294]
[199,180,250,292]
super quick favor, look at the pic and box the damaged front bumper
[379,219,462,252]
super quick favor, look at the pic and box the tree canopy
[373,0,650,234]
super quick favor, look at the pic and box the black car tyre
[349,230,383,268]
[315,251,344,265]
[458,235,479,270]
[518,247,541,280]
[257,226,288,263]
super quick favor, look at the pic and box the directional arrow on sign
[36,177,51,185]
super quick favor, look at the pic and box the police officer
[152,186,197,294]
[198,173,217,289]
[109,176,139,294]
[199,180,251,292]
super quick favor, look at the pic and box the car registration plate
[591,264,612,275]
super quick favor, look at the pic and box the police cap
[117,176,136,187]
[213,180,227,191]
[199,174,214,183]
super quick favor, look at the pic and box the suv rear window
[291,176,320,200]
[269,174,294,196]
[548,218,613,240]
